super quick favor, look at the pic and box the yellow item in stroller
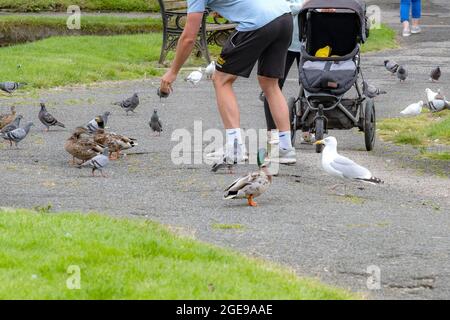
[315,45,331,57]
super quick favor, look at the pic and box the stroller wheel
[315,118,325,153]
[364,99,376,151]
[288,97,297,146]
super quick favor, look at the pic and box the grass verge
[0,0,159,12]
[378,110,450,161]
[0,208,355,299]
[361,25,398,53]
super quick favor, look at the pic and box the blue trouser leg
[411,0,422,19]
[400,0,421,22]
[400,0,411,23]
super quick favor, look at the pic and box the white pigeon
[185,69,203,86]
[205,61,216,79]
[426,88,441,103]
[400,101,424,116]
[314,137,383,191]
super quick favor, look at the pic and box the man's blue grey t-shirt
[187,0,291,32]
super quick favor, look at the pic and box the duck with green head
[223,149,272,207]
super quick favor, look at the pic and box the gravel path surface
[1,0,449,299]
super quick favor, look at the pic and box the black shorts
[216,13,293,79]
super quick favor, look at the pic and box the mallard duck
[224,149,272,207]
[94,129,137,160]
[0,106,16,129]
[64,127,104,164]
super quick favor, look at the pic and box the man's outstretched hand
[160,70,177,95]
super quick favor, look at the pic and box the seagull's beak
[314,140,324,145]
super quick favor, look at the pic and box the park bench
[157,0,237,64]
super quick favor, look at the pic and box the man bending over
[160,0,296,165]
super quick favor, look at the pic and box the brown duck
[64,127,105,164]
[0,106,16,129]
[94,129,137,160]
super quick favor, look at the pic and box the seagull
[38,103,65,131]
[384,60,399,74]
[362,81,387,98]
[397,65,408,82]
[205,61,216,79]
[77,147,110,177]
[314,137,383,194]
[430,66,441,82]
[185,69,203,86]
[400,101,424,116]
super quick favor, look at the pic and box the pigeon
[0,82,27,94]
[425,88,444,103]
[362,81,387,98]
[211,139,239,174]
[77,147,110,177]
[314,137,383,194]
[430,66,441,82]
[38,103,65,131]
[384,60,399,74]
[0,122,34,148]
[149,109,163,136]
[428,99,450,112]
[400,101,424,116]
[185,69,203,85]
[113,93,139,115]
[86,111,111,133]
[397,65,408,82]
[0,115,23,134]
[205,61,216,79]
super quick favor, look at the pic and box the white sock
[226,128,242,146]
[279,131,292,150]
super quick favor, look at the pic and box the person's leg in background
[400,0,412,37]
[263,51,299,132]
[411,0,422,34]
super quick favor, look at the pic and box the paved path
[1,1,449,299]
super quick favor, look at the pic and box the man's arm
[160,12,204,93]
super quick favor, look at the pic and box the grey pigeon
[0,115,23,134]
[428,99,450,112]
[430,66,441,82]
[113,93,139,115]
[0,122,33,148]
[0,82,27,94]
[211,139,239,174]
[149,109,163,136]
[86,111,111,133]
[363,81,387,98]
[384,60,399,74]
[397,65,408,82]
[78,147,110,177]
[38,103,65,131]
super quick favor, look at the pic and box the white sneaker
[411,25,421,34]
[268,147,297,165]
[402,27,411,37]
[206,146,248,162]
[301,132,315,144]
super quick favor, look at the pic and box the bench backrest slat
[161,0,188,11]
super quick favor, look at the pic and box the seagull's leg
[101,170,108,178]
[247,196,258,207]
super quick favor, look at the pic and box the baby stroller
[288,0,374,153]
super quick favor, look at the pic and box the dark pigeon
[38,103,65,131]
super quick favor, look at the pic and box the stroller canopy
[299,0,368,44]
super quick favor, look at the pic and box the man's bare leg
[213,71,240,129]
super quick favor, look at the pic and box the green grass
[0,34,167,88]
[0,0,159,12]
[378,110,450,160]
[361,25,398,53]
[0,209,355,299]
